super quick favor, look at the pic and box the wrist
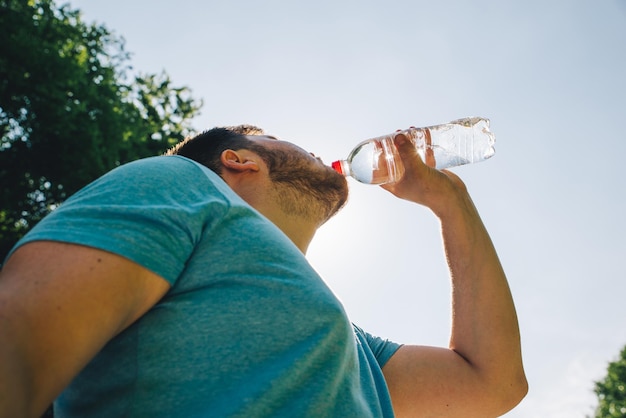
[423,174,474,220]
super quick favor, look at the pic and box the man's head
[166,125,349,226]
[165,125,266,175]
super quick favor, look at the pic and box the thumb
[393,131,426,168]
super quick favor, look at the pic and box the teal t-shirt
[11,156,401,417]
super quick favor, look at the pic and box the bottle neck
[331,159,349,176]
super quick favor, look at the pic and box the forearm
[438,191,526,391]
[380,135,527,415]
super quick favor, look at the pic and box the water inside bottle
[347,140,389,184]
[349,137,405,184]
[412,118,495,170]
[422,145,470,170]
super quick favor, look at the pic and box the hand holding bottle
[380,133,470,216]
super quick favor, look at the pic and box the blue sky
[69,1,626,416]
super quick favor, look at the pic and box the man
[0,125,527,417]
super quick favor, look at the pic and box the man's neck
[225,179,318,253]
[270,214,317,254]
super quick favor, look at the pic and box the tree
[593,345,626,417]
[0,0,202,260]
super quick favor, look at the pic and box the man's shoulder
[117,155,216,178]
[96,155,227,196]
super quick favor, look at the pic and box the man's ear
[220,149,261,173]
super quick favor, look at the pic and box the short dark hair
[165,125,267,175]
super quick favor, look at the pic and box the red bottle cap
[331,160,343,174]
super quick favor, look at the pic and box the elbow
[493,370,529,416]
[472,360,528,417]
[509,374,529,409]
[515,372,529,405]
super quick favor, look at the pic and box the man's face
[246,135,349,225]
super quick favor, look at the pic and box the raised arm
[0,241,170,418]
[380,134,528,417]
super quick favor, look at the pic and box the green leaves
[593,346,626,417]
[0,0,202,259]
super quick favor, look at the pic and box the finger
[393,131,430,175]
[423,128,436,168]
[393,132,420,161]
[425,146,436,168]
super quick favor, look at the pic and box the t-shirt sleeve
[7,156,228,285]
[353,324,403,368]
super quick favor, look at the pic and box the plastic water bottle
[331,117,496,185]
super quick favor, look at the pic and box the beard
[261,148,349,226]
